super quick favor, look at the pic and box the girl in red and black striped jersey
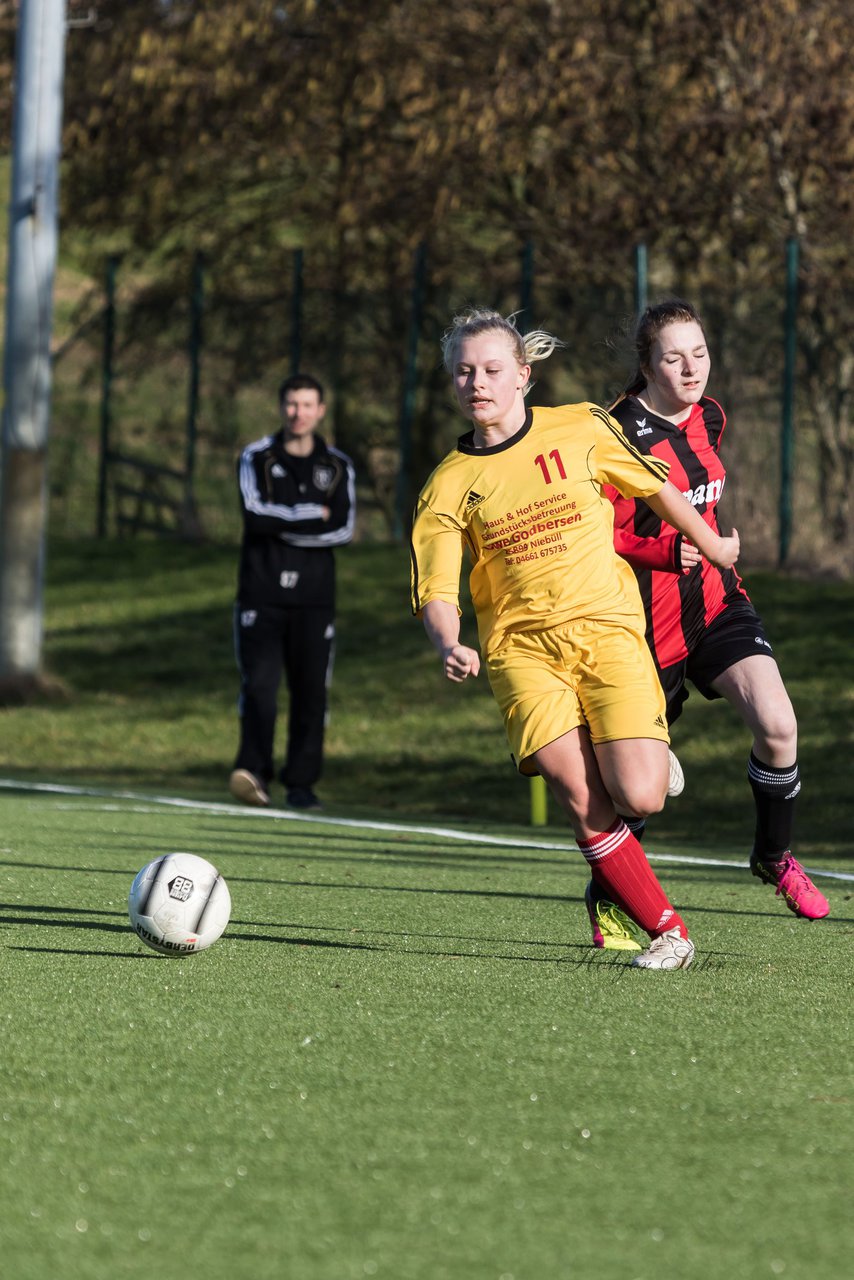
[588,299,829,939]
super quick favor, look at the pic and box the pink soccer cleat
[750,852,830,920]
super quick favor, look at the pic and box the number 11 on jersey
[534,451,567,484]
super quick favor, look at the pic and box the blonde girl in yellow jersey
[410,308,740,970]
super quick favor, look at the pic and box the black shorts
[658,601,775,726]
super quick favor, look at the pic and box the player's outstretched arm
[422,600,481,683]
[646,481,740,569]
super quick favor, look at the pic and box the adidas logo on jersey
[654,713,667,729]
[466,490,485,511]
[271,463,286,478]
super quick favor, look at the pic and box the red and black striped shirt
[604,394,749,670]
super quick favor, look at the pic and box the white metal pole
[0,0,68,684]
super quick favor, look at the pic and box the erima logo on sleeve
[635,418,653,436]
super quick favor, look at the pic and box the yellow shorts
[486,618,668,775]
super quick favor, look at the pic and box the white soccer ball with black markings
[128,853,231,956]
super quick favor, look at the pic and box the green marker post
[530,774,548,827]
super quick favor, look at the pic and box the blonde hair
[441,308,563,390]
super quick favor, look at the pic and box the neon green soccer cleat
[584,880,643,951]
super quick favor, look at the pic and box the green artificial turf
[1,537,852,1277]
[0,788,851,1280]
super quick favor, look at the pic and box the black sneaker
[286,787,322,810]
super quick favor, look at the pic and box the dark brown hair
[278,372,325,405]
[624,298,706,397]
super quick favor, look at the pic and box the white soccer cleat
[667,748,685,798]
[631,926,695,970]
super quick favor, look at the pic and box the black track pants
[233,603,335,790]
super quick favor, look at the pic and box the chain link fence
[47,241,848,576]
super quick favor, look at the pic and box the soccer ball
[128,853,231,956]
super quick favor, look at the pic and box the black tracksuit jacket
[235,430,356,608]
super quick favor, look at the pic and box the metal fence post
[779,236,799,567]
[290,248,304,375]
[96,254,119,538]
[393,241,427,541]
[519,239,534,329]
[184,250,204,523]
[634,243,648,314]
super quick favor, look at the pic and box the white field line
[1,776,852,882]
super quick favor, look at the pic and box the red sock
[579,819,688,939]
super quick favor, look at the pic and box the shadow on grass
[4,939,733,973]
[45,602,235,698]
[3,886,848,954]
[11,947,155,959]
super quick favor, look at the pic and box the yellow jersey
[410,402,670,659]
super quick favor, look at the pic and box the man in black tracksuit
[229,373,355,810]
